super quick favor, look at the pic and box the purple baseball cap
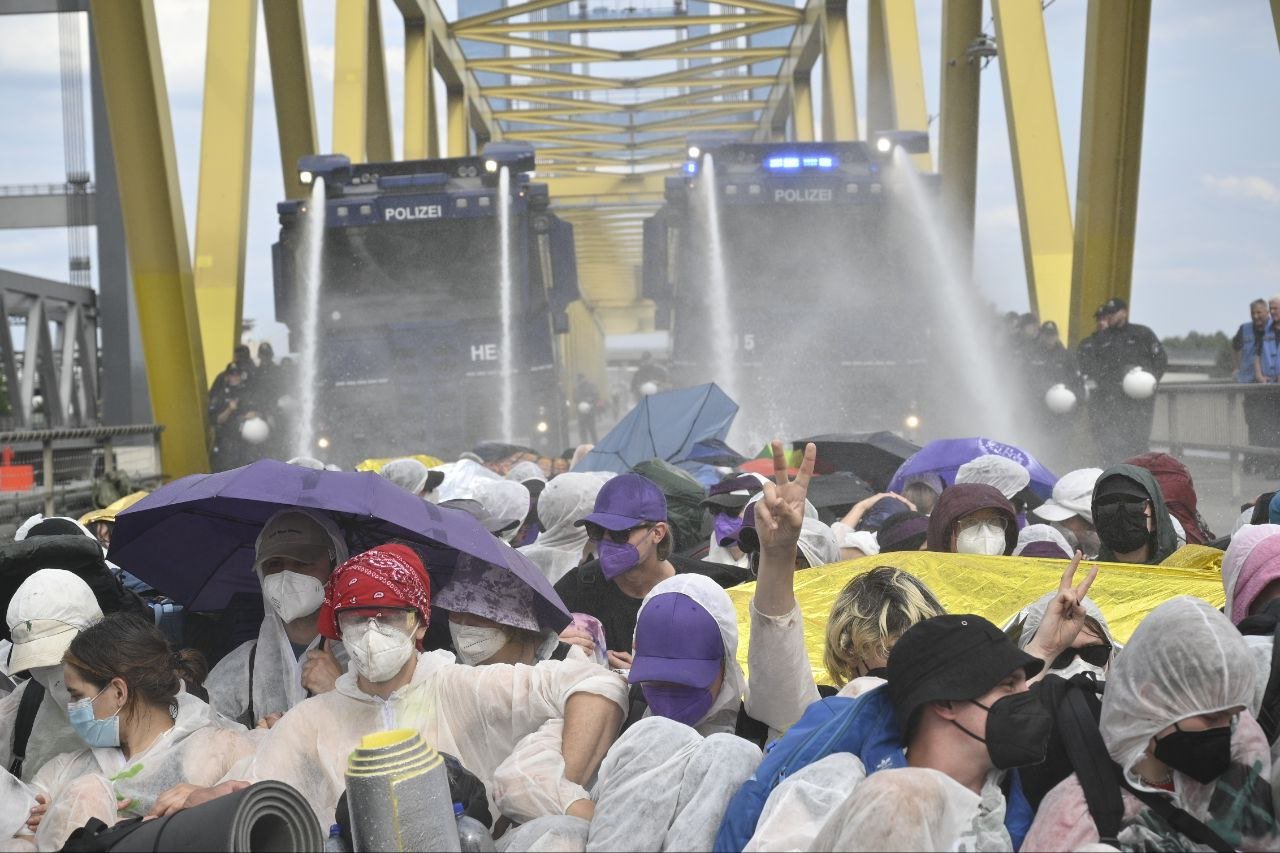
[574,472,667,532]
[628,592,724,689]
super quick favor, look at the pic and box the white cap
[955,455,1030,500]
[6,569,102,674]
[1032,467,1104,524]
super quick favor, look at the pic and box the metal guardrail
[0,423,163,517]
[1151,382,1280,499]
[0,182,95,197]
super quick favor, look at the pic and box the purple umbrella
[109,459,571,629]
[886,437,1058,500]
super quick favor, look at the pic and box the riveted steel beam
[1069,0,1151,343]
[89,0,211,476]
[193,0,256,382]
[992,0,1074,332]
[263,0,318,200]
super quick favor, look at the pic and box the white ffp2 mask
[955,522,1007,556]
[344,618,416,683]
[261,570,326,623]
[449,622,509,666]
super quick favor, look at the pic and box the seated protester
[925,484,1019,555]
[435,555,579,666]
[719,553,1099,853]
[702,474,765,569]
[624,574,750,738]
[506,462,548,547]
[1022,596,1280,852]
[0,572,103,784]
[1005,591,1117,680]
[900,472,943,516]
[830,493,913,560]
[744,444,947,734]
[377,457,444,501]
[205,509,349,727]
[518,473,602,584]
[1126,451,1214,545]
[470,479,531,545]
[554,474,748,670]
[1091,464,1180,565]
[1012,524,1074,560]
[1031,467,1104,559]
[1223,527,1280,758]
[166,545,626,829]
[14,614,252,850]
[874,510,931,553]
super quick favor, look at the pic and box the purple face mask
[641,682,715,727]
[714,513,744,547]
[597,539,642,580]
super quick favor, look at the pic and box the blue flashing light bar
[765,154,838,171]
[684,161,698,175]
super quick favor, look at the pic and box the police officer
[1076,297,1167,464]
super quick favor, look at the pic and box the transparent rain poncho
[231,650,627,828]
[205,509,349,726]
[378,458,432,495]
[434,459,502,504]
[585,716,761,853]
[744,753,866,852]
[1222,526,1280,749]
[796,519,840,568]
[1023,596,1279,852]
[473,480,533,543]
[518,474,602,583]
[633,574,746,736]
[810,767,1012,852]
[14,692,254,851]
[0,679,86,787]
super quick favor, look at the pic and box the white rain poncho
[706,530,749,570]
[956,455,1031,501]
[1011,524,1074,559]
[14,692,253,851]
[0,678,83,786]
[231,650,627,828]
[1004,592,1118,657]
[473,479,532,543]
[796,519,840,568]
[507,461,547,484]
[519,473,601,583]
[1224,524,1280,620]
[744,753,866,851]
[205,509,349,726]
[829,523,880,557]
[435,459,502,504]
[1024,596,1280,852]
[378,458,432,494]
[634,574,746,736]
[811,767,1012,852]
[585,716,761,853]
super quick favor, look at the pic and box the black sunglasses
[1050,643,1112,670]
[584,523,654,544]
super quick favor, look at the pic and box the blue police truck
[273,144,580,465]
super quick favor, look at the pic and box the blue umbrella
[682,437,749,468]
[108,459,570,629]
[886,437,1058,500]
[575,383,739,482]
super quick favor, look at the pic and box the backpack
[1236,598,1280,744]
[1050,673,1234,852]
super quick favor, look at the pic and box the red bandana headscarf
[318,543,431,643]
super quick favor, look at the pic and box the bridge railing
[1151,382,1280,499]
[0,424,163,523]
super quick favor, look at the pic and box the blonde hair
[823,566,945,687]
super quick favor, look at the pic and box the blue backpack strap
[713,687,907,852]
[1003,769,1034,851]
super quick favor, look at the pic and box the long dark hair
[64,613,208,718]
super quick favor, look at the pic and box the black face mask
[1093,500,1151,553]
[1153,722,1233,784]
[951,687,1054,769]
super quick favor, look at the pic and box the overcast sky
[0,0,1277,354]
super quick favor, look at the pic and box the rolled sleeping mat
[109,780,322,852]
[345,728,461,852]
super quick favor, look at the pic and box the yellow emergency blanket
[78,490,149,527]
[728,546,1225,687]
[355,455,444,473]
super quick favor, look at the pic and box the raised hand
[754,440,816,556]
[1025,551,1100,666]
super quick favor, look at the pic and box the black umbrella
[804,471,875,518]
[793,432,921,492]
